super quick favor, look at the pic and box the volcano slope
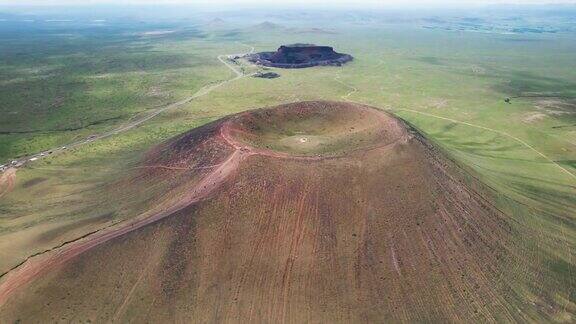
[0,101,565,322]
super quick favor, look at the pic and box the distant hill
[288,27,338,34]
[206,17,225,26]
[250,21,285,30]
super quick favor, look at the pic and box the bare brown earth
[0,101,566,322]
[0,168,16,199]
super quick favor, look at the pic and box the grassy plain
[0,7,575,320]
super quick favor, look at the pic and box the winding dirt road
[0,138,249,306]
[0,43,255,175]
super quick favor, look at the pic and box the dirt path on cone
[0,113,334,306]
[0,147,248,307]
[0,103,408,308]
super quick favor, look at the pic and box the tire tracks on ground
[332,71,576,182]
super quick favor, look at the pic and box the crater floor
[222,101,404,157]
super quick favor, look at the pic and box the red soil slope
[0,168,16,199]
[0,101,566,322]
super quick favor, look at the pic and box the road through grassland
[0,43,255,174]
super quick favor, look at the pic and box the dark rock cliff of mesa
[0,101,566,323]
[248,44,353,68]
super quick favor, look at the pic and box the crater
[0,100,539,323]
[222,101,404,157]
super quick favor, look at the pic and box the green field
[0,6,575,320]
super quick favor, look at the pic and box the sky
[0,0,575,6]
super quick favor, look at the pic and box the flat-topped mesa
[248,44,353,68]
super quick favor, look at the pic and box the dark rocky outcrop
[253,72,280,79]
[248,44,353,69]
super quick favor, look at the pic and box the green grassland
[0,23,237,161]
[0,9,575,318]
